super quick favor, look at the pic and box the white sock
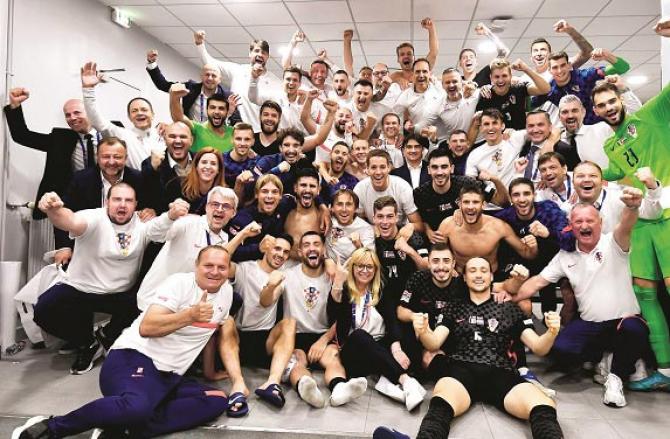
[330,377,368,406]
[297,375,325,408]
[657,368,670,377]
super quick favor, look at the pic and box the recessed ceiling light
[478,41,497,54]
[626,75,647,86]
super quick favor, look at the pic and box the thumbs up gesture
[190,290,214,323]
[412,313,430,336]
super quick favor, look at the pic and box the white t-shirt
[393,83,445,128]
[281,264,331,334]
[354,175,418,225]
[465,138,524,187]
[64,209,173,294]
[234,261,276,331]
[137,215,228,311]
[352,296,386,341]
[540,233,640,322]
[326,217,375,262]
[112,272,233,375]
[418,91,480,141]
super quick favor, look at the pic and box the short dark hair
[333,188,359,208]
[367,148,392,166]
[333,69,349,77]
[373,195,397,213]
[591,81,620,103]
[275,233,294,249]
[278,128,305,146]
[481,108,505,123]
[107,181,136,200]
[381,112,401,125]
[538,151,566,168]
[353,79,374,90]
[233,122,254,135]
[413,57,432,69]
[295,167,319,184]
[429,242,452,255]
[284,66,303,80]
[300,230,324,244]
[260,100,282,116]
[548,51,569,65]
[449,129,468,139]
[530,37,552,53]
[402,133,429,150]
[250,39,270,54]
[331,141,349,153]
[459,182,484,200]
[526,109,551,124]
[427,147,451,164]
[574,160,603,177]
[98,136,127,151]
[458,48,476,60]
[359,66,372,74]
[396,42,415,56]
[207,93,228,108]
[508,177,534,195]
[126,97,153,115]
[311,59,330,71]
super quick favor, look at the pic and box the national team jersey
[602,82,670,222]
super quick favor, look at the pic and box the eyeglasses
[354,264,375,272]
[208,202,234,211]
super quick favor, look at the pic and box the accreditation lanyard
[351,292,371,330]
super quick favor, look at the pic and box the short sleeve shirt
[281,264,332,334]
[376,232,428,301]
[399,271,466,327]
[190,122,234,153]
[413,176,487,230]
[476,83,530,130]
[354,176,418,225]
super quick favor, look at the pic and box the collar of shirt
[407,161,423,171]
[101,169,125,186]
[167,152,192,170]
[201,215,226,244]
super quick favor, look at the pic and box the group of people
[7,14,670,439]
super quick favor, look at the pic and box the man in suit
[3,88,100,226]
[391,134,430,189]
[141,121,193,214]
[145,49,241,125]
[54,137,155,266]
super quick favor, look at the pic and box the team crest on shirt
[331,227,345,241]
[627,123,637,138]
[487,318,499,333]
[435,301,446,310]
[304,286,320,311]
[439,203,453,212]
[594,250,603,264]
[401,290,412,303]
[398,250,407,260]
[116,233,132,256]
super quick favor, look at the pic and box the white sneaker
[629,359,648,382]
[594,352,613,385]
[91,428,103,439]
[11,416,49,439]
[518,367,556,399]
[401,377,425,411]
[375,375,406,402]
[298,375,325,408]
[603,373,627,408]
[330,377,368,406]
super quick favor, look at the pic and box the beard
[261,121,279,135]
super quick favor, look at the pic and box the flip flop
[226,392,249,418]
[254,383,286,408]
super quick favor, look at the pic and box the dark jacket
[146,66,242,125]
[140,154,189,214]
[391,161,430,188]
[519,139,580,171]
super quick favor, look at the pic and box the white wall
[1,0,200,263]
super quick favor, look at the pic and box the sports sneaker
[58,341,78,355]
[593,352,612,385]
[628,359,648,382]
[628,370,670,392]
[400,376,425,411]
[94,326,114,355]
[603,373,626,407]
[70,340,103,375]
[518,367,556,399]
[375,375,405,403]
[11,416,50,439]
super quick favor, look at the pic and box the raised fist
[147,49,158,64]
[194,30,206,45]
[8,87,29,108]
[38,192,64,213]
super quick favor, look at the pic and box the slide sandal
[226,392,249,418]
[254,383,286,408]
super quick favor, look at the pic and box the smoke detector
[489,16,513,33]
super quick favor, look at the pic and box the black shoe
[94,327,114,355]
[58,341,77,355]
[11,416,50,439]
[70,341,103,375]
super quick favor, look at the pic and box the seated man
[326,189,375,262]
[13,246,232,438]
[517,189,656,407]
[33,185,188,375]
[261,232,368,408]
[374,257,563,439]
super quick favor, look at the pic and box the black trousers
[340,329,405,383]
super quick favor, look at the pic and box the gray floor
[1,343,669,438]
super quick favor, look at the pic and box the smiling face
[429,248,455,285]
[195,247,230,293]
[442,70,463,100]
[464,257,493,294]
[397,46,415,71]
[294,176,319,209]
[530,41,550,69]
[310,62,328,87]
[403,139,423,164]
[260,106,280,135]
[283,71,301,95]
[196,153,220,184]
[448,132,469,157]
[480,115,505,145]
[165,122,192,163]
[509,183,535,220]
[201,65,221,92]
[233,128,254,157]
[205,192,236,233]
[98,141,127,181]
[128,99,154,130]
[351,140,369,164]
[570,204,602,251]
[106,184,137,225]
[593,90,625,128]
[330,143,349,174]
[538,157,567,191]
[299,233,324,269]
[331,192,356,226]
[428,155,452,189]
[549,57,571,86]
[382,114,400,139]
[257,181,281,214]
[490,67,512,94]
[459,50,477,75]
[265,238,291,270]
[373,205,398,239]
[352,252,376,285]
[280,134,303,164]
[526,113,552,144]
[63,99,90,133]
[459,192,484,225]
[573,163,602,203]
[372,63,389,88]
[368,156,391,191]
[207,99,228,128]
[559,100,585,134]
[334,108,353,135]
[249,43,269,67]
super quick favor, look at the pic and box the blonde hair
[346,247,382,306]
[489,57,511,73]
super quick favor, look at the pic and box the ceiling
[99,0,663,101]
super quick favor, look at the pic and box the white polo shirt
[65,209,174,294]
[112,272,233,375]
[234,261,276,332]
[465,138,524,187]
[393,83,445,128]
[137,215,228,311]
[281,264,331,334]
[540,233,640,322]
[354,175,418,225]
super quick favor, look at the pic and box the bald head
[201,64,221,92]
[63,99,90,134]
[165,121,193,164]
